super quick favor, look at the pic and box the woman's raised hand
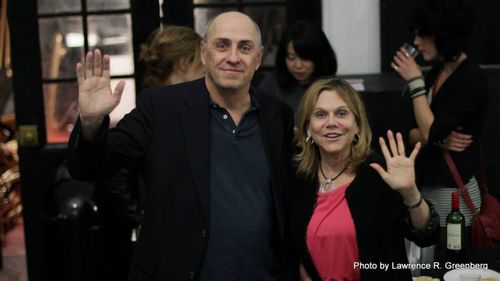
[370,130,421,192]
[391,46,422,81]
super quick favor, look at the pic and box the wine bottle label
[447,223,462,250]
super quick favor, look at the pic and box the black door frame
[8,0,159,279]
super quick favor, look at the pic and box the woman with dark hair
[391,0,489,248]
[259,20,337,121]
[290,78,439,280]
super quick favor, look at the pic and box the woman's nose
[325,114,337,126]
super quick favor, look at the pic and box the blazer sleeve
[68,88,154,180]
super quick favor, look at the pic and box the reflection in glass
[87,0,130,12]
[193,7,237,35]
[244,6,286,66]
[37,0,80,14]
[88,14,134,76]
[44,79,136,144]
[38,17,84,79]
[110,79,136,128]
[43,82,79,143]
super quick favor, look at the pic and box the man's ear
[255,45,263,71]
[200,41,206,66]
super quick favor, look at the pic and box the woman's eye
[336,110,348,117]
[314,112,326,118]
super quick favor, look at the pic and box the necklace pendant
[319,181,335,193]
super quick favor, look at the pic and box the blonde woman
[290,78,439,280]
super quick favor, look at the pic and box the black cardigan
[289,155,439,281]
[417,58,489,187]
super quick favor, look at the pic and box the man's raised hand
[76,49,125,121]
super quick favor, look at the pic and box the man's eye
[216,43,227,50]
[240,45,251,53]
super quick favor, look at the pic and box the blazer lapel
[180,81,210,217]
[256,93,286,236]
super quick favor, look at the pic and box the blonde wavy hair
[295,77,372,178]
[140,25,202,87]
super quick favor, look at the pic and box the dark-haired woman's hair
[275,20,337,88]
[411,0,473,62]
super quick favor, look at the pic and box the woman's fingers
[409,142,421,161]
[396,132,406,156]
[370,163,387,179]
[387,130,399,156]
[379,136,392,160]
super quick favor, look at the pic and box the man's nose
[227,47,240,63]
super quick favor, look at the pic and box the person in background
[94,24,205,281]
[391,0,488,248]
[290,78,439,280]
[139,24,204,87]
[68,11,295,281]
[259,20,337,122]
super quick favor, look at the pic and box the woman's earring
[306,136,315,145]
[353,133,360,145]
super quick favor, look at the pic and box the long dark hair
[275,20,337,89]
[411,0,473,62]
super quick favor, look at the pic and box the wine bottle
[446,191,465,262]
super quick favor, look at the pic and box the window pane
[37,0,81,14]
[110,79,136,128]
[87,0,130,11]
[43,79,136,143]
[244,6,286,66]
[193,0,236,3]
[43,82,79,143]
[38,17,85,80]
[88,14,134,75]
[193,7,237,35]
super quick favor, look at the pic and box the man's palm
[77,49,124,119]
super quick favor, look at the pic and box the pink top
[306,182,361,281]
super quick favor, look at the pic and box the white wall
[322,0,380,75]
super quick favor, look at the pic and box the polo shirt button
[189,271,196,279]
[201,229,207,238]
[223,114,228,119]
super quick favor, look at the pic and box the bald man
[68,12,295,281]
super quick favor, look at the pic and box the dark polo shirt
[199,95,281,281]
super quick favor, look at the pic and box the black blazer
[68,78,295,281]
[289,155,439,281]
